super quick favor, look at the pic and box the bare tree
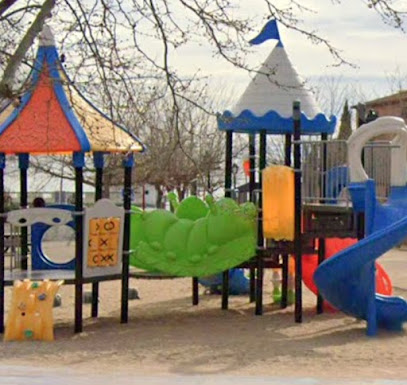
[1,1,406,204]
[1,1,406,104]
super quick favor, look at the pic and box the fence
[5,189,156,211]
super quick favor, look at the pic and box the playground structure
[0,25,145,335]
[215,20,402,335]
[0,20,406,338]
[217,103,402,333]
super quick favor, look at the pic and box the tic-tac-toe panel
[83,199,124,278]
[87,217,120,267]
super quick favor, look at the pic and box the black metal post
[255,131,266,315]
[249,134,256,204]
[357,213,365,240]
[73,152,84,333]
[249,134,256,303]
[293,101,303,323]
[91,152,104,318]
[18,154,29,270]
[281,134,292,309]
[192,277,199,305]
[222,131,233,310]
[317,133,328,314]
[249,268,256,303]
[0,154,5,333]
[121,154,133,323]
[317,239,325,314]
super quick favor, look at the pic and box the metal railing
[302,140,349,205]
[302,139,393,205]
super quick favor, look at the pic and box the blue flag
[249,19,283,46]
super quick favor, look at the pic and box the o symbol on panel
[104,221,115,231]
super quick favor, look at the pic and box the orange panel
[0,64,81,154]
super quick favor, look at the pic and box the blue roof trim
[58,64,146,153]
[0,47,46,137]
[43,46,91,152]
[217,110,337,135]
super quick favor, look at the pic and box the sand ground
[1,248,407,381]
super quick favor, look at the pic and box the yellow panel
[88,251,100,267]
[88,235,99,252]
[100,250,118,267]
[89,218,100,236]
[4,280,63,341]
[262,165,295,241]
[87,217,120,268]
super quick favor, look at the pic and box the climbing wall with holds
[4,279,63,341]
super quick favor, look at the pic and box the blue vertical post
[18,153,29,270]
[73,152,84,333]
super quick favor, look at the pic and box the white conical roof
[232,44,322,118]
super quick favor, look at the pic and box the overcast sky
[169,0,407,110]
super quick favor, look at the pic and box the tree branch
[0,0,56,99]
[0,0,18,18]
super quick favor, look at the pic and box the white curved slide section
[347,117,407,186]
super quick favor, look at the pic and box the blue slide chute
[314,182,407,335]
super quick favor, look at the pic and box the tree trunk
[190,180,197,196]
[155,185,163,208]
[103,173,111,199]
[177,187,186,201]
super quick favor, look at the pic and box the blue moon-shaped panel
[31,204,75,270]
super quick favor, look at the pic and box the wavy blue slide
[314,181,407,335]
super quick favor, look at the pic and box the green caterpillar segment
[163,219,194,257]
[206,211,253,246]
[144,210,177,245]
[215,197,240,213]
[186,217,208,257]
[130,195,257,277]
[175,195,209,220]
[129,209,145,247]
